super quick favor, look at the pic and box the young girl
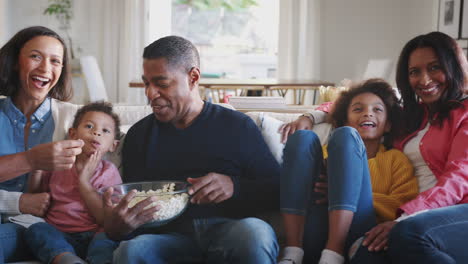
[25,101,122,264]
[279,78,418,264]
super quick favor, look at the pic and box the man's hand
[363,221,397,252]
[278,116,314,143]
[187,173,234,204]
[19,192,50,217]
[26,140,84,171]
[102,187,160,241]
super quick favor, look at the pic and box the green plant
[43,0,75,58]
[175,0,257,11]
[43,0,72,28]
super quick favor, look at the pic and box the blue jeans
[87,232,120,264]
[25,222,96,264]
[388,204,468,264]
[0,223,33,263]
[281,128,381,263]
[113,217,278,264]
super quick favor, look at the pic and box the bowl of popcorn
[100,181,190,227]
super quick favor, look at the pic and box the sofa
[7,102,332,264]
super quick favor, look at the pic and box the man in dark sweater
[102,36,280,263]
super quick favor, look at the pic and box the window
[170,0,279,79]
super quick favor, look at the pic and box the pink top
[315,101,333,112]
[40,160,122,233]
[395,100,468,215]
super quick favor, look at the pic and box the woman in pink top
[357,32,468,264]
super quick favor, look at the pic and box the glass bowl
[99,181,190,227]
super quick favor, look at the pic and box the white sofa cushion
[259,114,285,164]
[48,103,330,174]
[245,111,332,164]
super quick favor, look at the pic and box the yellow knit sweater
[323,145,418,222]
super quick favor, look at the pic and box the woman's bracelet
[301,112,315,125]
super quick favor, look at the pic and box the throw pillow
[260,113,286,164]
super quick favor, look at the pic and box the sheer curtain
[278,0,321,105]
[118,0,149,104]
[91,0,148,104]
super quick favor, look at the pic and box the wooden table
[129,78,335,104]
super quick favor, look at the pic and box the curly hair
[72,101,121,139]
[328,78,402,148]
[0,26,72,101]
[396,31,466,135]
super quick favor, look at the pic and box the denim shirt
[0,97,54,192]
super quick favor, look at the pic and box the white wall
[320,0,438,86]
[5,0,102,61]
[0,0,8,45]
[279,0,322,80]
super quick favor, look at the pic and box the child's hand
[362,221,397,252]
[314,174,328,204]
[315,159,328,204]
[78,150,101,183]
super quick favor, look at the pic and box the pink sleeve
[400,117,468,215]
[92,161,123,190]
[315,102,333,113]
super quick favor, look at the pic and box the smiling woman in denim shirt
[0,26,84,263]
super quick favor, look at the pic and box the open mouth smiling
[151,103,170,113]
[419,85,438,95]
[152,105,167,110]
[32,75,51,87]
[359,121,376,128]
